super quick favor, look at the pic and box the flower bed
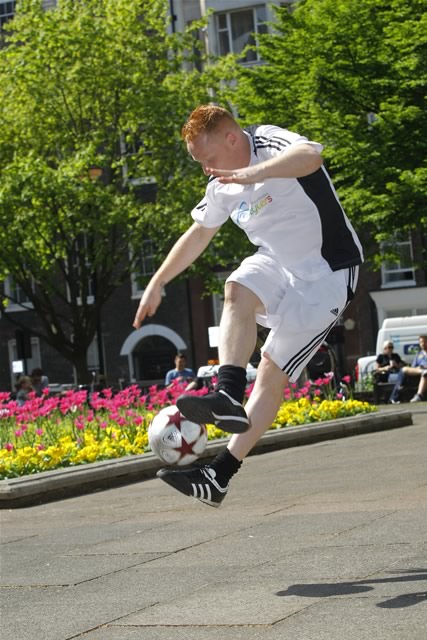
[0,376,376,480]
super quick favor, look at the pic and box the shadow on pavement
[276,569,427,608]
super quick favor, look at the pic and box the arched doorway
[133,335,177,382]
[120,324,187,384]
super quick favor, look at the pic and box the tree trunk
[70,349,93,385]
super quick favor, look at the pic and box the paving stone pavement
[1,406,426,640]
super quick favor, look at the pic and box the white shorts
[226,253,358,382]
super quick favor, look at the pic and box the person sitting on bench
[389,335,427,404]
[374,341,403,383]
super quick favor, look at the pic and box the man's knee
[257,353,289,388]
[224,281,261,312]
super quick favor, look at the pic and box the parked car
[196,363,258,386]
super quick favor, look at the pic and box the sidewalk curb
[0,409,413,508]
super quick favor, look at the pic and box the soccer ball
[148,405,208,466]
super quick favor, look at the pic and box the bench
[373,377,419,404]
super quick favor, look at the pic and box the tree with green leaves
[0,0,240,383]
[232,0,427,269]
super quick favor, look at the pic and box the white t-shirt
[191,124,363,281]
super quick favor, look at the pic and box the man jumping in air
[133,105,363,507]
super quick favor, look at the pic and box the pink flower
[37,444,45,451]
[74,417,85,431]
[99,421,107,430]
[42,387,50,395]
[4,442,14,451]
[336,393,343,400]
[14,429,23,437]
[342,375,351,384]
[35,428,43,436]
[198,386,209,396]
[314,389,321,396]
[245,383,255,398]
[134,416,143,426]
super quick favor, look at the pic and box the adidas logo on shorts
[330,308,339,316]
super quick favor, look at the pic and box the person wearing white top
[133,105,363,508]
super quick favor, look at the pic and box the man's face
[175,356,186,370]
[187,131,241,175]
[419,337,427,350]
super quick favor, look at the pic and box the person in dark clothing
[374,341,403,383]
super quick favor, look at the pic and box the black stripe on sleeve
[256,142,289,153]
[254,134,293,147]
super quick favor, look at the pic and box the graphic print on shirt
[231,193,273,227]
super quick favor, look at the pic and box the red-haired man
[134,106,363,507]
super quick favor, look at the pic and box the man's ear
[225,131,237,147]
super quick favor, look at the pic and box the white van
[355,315,427,390]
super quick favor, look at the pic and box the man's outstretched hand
[133,282,163,329]
[206,165,265,184]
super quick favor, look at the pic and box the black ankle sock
[210,449,242,485]
[215,365,247,404]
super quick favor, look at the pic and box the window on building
[131,239,156,298]
[67,235,95,304]
[120,130,155,187]
[280,1,294,12]
[3,275,34,311]
[87,335,100,371]
[0,1,16,30]
[381,234,415,288]
[216,5,267,63]
[8,336,41,388]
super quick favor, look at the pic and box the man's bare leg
[417,374,427,397]
[228,355,288,461]
[158,350,288,506]
[218,281,262,366]
[176,281,263,433]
